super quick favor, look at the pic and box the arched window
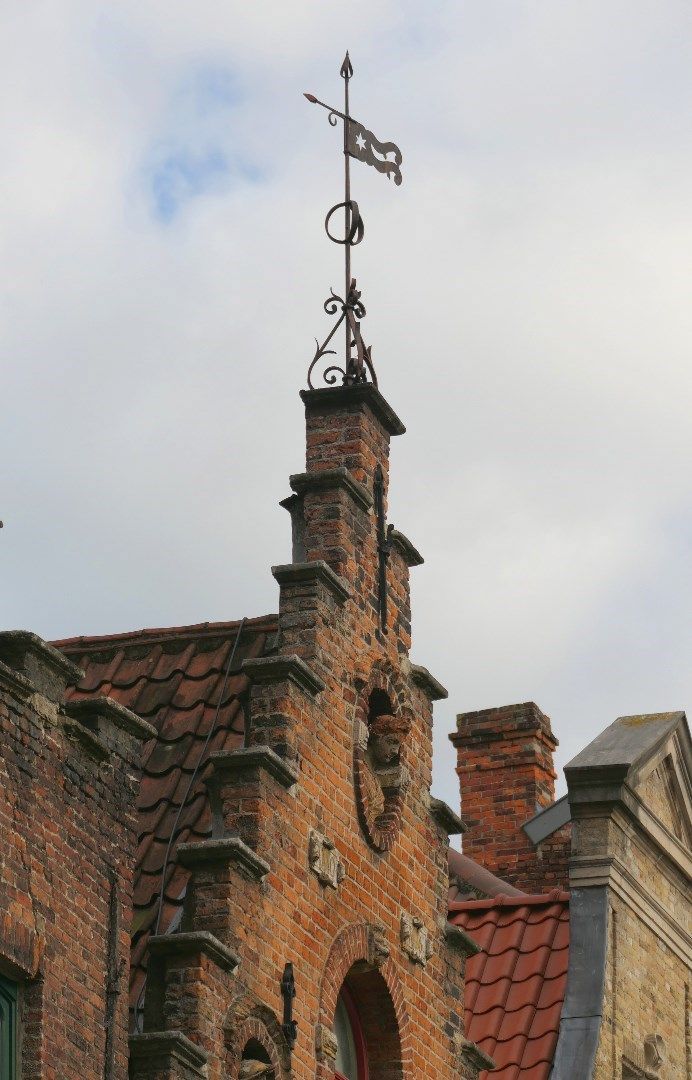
[0,976,17,1080]
[334,986,368,1080]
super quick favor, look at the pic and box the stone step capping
[445,922,483,959]
[208,746,299,791]
[299,384,407,438]
[241,654,325,698]
[0,658,34,700]
[272,560,352,606]
[61,696,156,763]
[0,630,83,702]
[129,1030,209,1078]
[147,930,240,975]
[407,661,449,701]
[388,528,424,568]
[429,797,466,836]
[289,466,373,514]
[178,837,271,883]
[458,1037,496,1078]
[63,695,156,742]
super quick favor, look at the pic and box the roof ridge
[449,889,569,915]
[52,614,278,651]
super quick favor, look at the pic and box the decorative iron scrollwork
[304,53,402,390]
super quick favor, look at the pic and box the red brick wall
[0,634,148,1079]
[451,702,569,893]
[133,385,484,1079]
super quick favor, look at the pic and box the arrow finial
[340,51,353,80]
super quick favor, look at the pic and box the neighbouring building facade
[1,378,690,1080]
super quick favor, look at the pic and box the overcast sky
[3,2,692,811]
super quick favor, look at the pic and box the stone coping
[388,529,424,567]
[300,384,406,436]
[63,695,156,742]
[0,659,34,700]
[408,662,448,701]
[272,561,351,605]
[241,654,325,697]
[129,1031,208,1072]
[209,746,299,790]
[62,716,110,761]
[178,837,270,881]
[0,630,84,700]
[289,467,373,513]
[430,798,466,835]
[445,923,483,958]
[147,930,239,974]
[460,1037,496,1072]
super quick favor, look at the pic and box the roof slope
[449,890,569,1080]
[54,616,277,1017]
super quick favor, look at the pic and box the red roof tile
[449,890,569,1079]
[54,616,278,1023]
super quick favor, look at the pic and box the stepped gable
[53,615,277,1017]
[449,890,569,1080]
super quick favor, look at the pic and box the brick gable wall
[0,632,150,1079]
[131,384,488,1079]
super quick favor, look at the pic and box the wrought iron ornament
[305,53,403,389]
[374,464,394,634]
[281,962,298,1051]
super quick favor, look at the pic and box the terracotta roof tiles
[449,890,569,1079]
[54,616,278,1022]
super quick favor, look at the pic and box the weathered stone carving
[367,921,390,966]
[400,912,433,966]
[355,705,412,852]
[315,1023,339,1062]
[308,829,345,889]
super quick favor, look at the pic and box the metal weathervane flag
[304,52,403,390]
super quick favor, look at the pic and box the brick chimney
[450,702,568,893]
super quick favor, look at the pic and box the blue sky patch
[140,62,262,222]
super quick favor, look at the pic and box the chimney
[450,702,564,893]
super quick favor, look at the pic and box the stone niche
[354,687,411,852]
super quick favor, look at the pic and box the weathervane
[305,53,403,390]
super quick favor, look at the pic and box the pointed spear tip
[304,92,318,103]
[340,51,353,79]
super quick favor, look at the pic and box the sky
[3,1,692,812]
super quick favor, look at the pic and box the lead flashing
[551,887,608,1080]
[523,794,571,845]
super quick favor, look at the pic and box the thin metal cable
[133,617,247,1030]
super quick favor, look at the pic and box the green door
[0,977,17,1080]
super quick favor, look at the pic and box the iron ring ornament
[304,53,402,390]
[325,200,364,246]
